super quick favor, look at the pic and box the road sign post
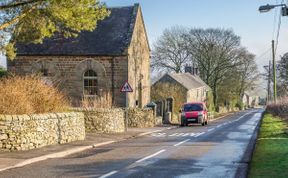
[120,81,133,131]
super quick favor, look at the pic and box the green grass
[249,113,288,178]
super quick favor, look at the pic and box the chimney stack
[184,66,198,75]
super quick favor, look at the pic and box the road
[0,109,263,178]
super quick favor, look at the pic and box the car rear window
[184,104,203,112]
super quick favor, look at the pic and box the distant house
[242,92,259,108]
[152,72,211,103]
[7,4,150,108]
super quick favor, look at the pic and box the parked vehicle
[180,102,208,126]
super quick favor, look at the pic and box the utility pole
[267,60,271,102]
[272,40,277,103]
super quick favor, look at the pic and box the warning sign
[120,81,133,92]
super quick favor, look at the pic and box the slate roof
[154,73,210,90]
[16,4,139,56]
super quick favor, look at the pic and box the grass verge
[249,113,288,178]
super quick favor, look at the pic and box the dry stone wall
[0,112,85,151]
[82,108,125,133]
[128,108,155,128]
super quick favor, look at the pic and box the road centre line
[99,171,118,178]
[135,149,166,163]
[174,139,191,147]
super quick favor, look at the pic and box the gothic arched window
[83,70,98,96]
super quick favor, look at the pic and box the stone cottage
[152,72,211,103]
[7,4,151,108]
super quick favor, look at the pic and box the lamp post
[259,4,288,15]
[258,3,288,103]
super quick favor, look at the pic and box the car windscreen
[183,104,203,112]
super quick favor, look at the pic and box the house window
[83,70,98,96]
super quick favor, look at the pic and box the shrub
[266,97,288,116]
[81,91,113,108]
[0,75,69,114]
[0,68,7,77]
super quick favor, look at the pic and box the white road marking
[190,133,196,136]
[194,132,205,137]
[177,133,185,136]
[135,149,166,163]
[208,128,215,132]
[151,133,166,137]
[169,133,179,137]
[174,139,191,147]
[99,171,118,178]
[182,133,190,137]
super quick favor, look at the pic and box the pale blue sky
[102,0,288,69]
[1,0,288,69]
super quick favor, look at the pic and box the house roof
[16,4,140,56]
[155,73,210,90]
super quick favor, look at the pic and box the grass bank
[249,113,288,178]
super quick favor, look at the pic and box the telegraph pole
[272,40,277,103]
[267,60,271,102]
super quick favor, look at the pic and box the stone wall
[82,108,125,133]
[127,4,151,108]
[0,112,85,151]
[128,108,155,128]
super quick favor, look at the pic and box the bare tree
[151,26,192,73]
[184,28,243,105]
[236,48,259,97]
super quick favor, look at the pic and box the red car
[180,102,208,126]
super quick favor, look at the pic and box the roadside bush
[81,91,113,108]
[235,100,244,110]
[266,97,288,116]
[0,68,7,77]
[0,75,69,114]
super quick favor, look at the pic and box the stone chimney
[184,65,198,75]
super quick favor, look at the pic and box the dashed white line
[99,171,118,178]
[177,133,185,136]
[208,128,215,132]
[182,133,190,137]
[194,132,205,137]
[190,133,196,136]
[174,139,190,146]
[168,133,179,137]
[135,149,166,163]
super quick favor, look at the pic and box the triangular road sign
[120,81,133,92]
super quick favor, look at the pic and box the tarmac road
[0,109,263,178]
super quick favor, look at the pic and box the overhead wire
[274,0,284,55]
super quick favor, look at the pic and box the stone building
[152,72,210,103]
[7,4,151,108]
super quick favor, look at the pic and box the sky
[1,0,288,71]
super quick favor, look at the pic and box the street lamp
[258,3,288,103]
[259,4,288,16]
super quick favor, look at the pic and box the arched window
[83,70,98,96]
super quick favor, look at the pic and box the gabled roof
[154,73,210,90]
[16,4,140,56]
